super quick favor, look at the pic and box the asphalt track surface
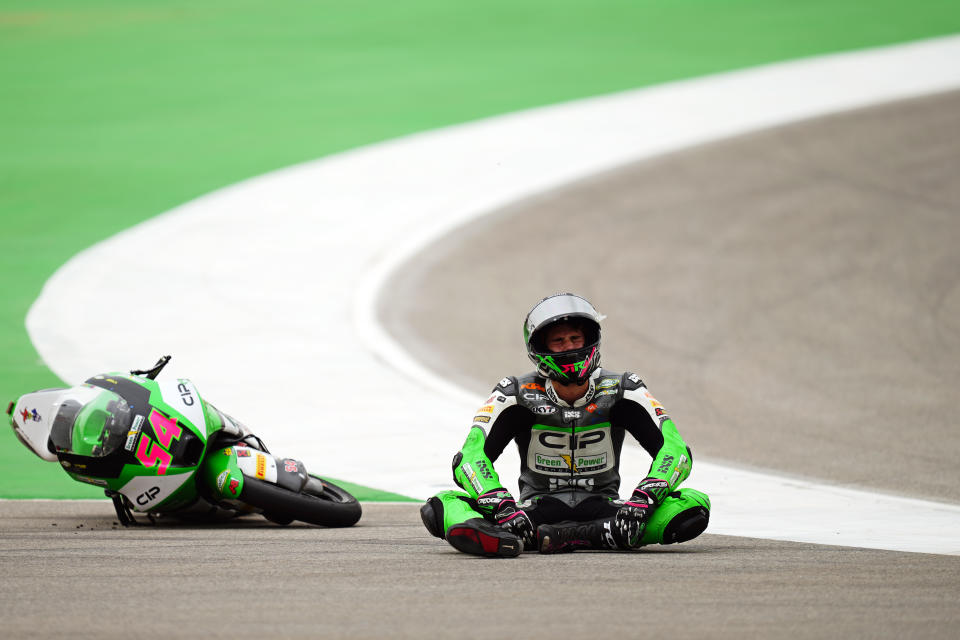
[383,89,960,502]
[2,501,959,639]
[4,93,959,637]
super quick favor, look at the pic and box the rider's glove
[477,488,535,550]
[615,478,669,548]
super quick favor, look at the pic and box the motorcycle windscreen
[49,386,133,458]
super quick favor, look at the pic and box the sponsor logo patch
[124,414,145,452]
[255,454,267,479]
[461,462,484,494]
[176,381,195,406]
[521,383,546,392]
[217,470,229,492]
[548,477,595,490]
[477,495,501,508]
[534,405,556,415]
[477,405,494,413]
[473,415,491,423]
[534,452,608,473]
[534,453,567,471]
[476,460,493,479]
[596,379,619,390]
[136,486,161,505]
[644,391,664,409]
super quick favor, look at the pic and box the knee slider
[423,490,486,539]
[661,488,710,544]
[661,505,709,544]
[640,487,710,546]
[420,497,445,539]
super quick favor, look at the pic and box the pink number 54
[148,409,182,448]
[135,436,172,475]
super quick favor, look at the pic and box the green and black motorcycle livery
[7,356,361,527]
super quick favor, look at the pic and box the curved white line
[27,35,960,554]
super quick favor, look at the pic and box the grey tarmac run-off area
[1,501,959,639]
[3,92,960,637]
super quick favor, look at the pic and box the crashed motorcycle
[7,356,361,527]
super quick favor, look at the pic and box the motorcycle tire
[240,474,362,527]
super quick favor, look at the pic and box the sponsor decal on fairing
[235,448,278,483]
[119,472,192,511]
[216,470,229,492]
[124,414,145,452]
[156,378,207,443]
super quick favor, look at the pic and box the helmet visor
[49,386,132,458]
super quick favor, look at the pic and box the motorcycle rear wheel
[240,474,362,527]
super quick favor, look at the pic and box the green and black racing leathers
[420,368,710,555]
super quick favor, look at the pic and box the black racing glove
[477,488,535,550]
[615,478,669,548]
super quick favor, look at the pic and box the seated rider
[420,293,711,556]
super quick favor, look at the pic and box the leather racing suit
[421,367,710,553]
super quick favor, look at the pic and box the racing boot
[538,488,711,553]
[420,490,522,558]
[537,519,618,554]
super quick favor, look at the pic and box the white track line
[27,36,960,554]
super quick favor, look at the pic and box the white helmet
[523,293,602,384]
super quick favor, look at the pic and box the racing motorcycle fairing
[10,387,75,462]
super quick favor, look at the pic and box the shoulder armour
[621,371,645,391]
[513,372,550,393]
[495,375,517,395]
